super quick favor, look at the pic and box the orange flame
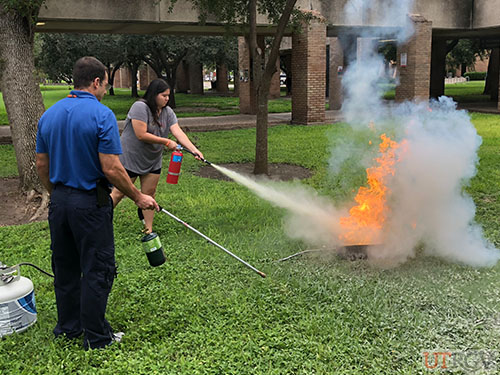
[339,134,405,245]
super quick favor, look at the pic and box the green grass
[382,80,489,102]
[0,145,18,177]
[444,80,489,103]
[0,86,292,125]
[2,116,500,373]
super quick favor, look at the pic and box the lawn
[1,114,500,374]
[0,86,291,125]
[1,82,490,126]
[382,80,488,102]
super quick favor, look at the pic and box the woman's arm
[170,123,204,160]
[131,119,177,150]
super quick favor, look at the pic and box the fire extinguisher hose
[180,147,212,165]
[138,207,266,278]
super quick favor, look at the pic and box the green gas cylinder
[141,232,166,267]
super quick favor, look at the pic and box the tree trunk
[250,0,297,175]
[130,64,139,97]
[484,48,499,99]
[165,69,177,108]
[0,8,45,192]
[108,62,122,96]
[216,63,229,94]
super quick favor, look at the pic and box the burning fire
[339,134,406,245]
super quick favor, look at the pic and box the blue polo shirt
[36,90,122,190]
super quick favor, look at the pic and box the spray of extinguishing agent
[140,145,265,277]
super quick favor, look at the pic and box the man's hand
[100,153,159,209]
[135,193,159,211]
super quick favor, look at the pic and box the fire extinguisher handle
[137,205,163,221]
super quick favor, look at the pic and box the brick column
[139,64,157,90]
[116,66,131,88]
[269,59,281,99]
[485,47,499,102]
[430,37,447,99]
[291,12,326,124]
[216,63,229,94]
[329,37,344,110]
[395,14,432,102]
[498,62,500,110]
[139,65,148,90]
[238,36,259,114]
[114,69,123,88]
[492,48,500,108]
[189,62,204,94]
[176,60,190,93]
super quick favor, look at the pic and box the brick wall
[395,14,432,102]
[189,62,204,94]
[176,60,190,93]
[114,67,131,89]
[291,11,326,124]
[216,63,229,94]
[238,36,259,114]
[139,64,157,90]
[269,59,281,99]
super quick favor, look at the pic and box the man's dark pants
[49,184,116,349]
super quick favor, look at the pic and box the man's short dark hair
[73,57,106,89]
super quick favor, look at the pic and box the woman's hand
[164,138,178,151]
[192,149,204,161]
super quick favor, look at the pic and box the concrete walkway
[2,102,498,145]
[0,110,343,144]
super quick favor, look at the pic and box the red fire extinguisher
[166,147,183,184]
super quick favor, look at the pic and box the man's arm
[36,153,53,194]
[99,153,159,211]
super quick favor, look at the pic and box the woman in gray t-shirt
[111,78,204,233]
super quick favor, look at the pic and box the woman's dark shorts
[125,168,161,178]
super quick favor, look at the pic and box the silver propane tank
[0,263,37,337]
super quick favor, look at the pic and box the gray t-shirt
[119,100,178,174]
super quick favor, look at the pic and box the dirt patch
[195,162,313,182]
[0,177,48,227]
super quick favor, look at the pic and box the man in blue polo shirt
[36,56,158,350]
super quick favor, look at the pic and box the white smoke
[343,0,415,42]
[363,98,500,267]
[335,0,500,267]
[211,165,348,247]
[208,0,500,268]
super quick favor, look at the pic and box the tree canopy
[168,0,304,174]
[446,39,487,76]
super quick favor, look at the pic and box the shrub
[464,72,486,81]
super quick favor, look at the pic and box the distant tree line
[35,33,238,106]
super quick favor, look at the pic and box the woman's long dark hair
[143,78,170,125]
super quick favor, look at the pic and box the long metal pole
[157,207,266,278]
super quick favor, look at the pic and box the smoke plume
[210,0,499,267]
[335,0,500,267]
